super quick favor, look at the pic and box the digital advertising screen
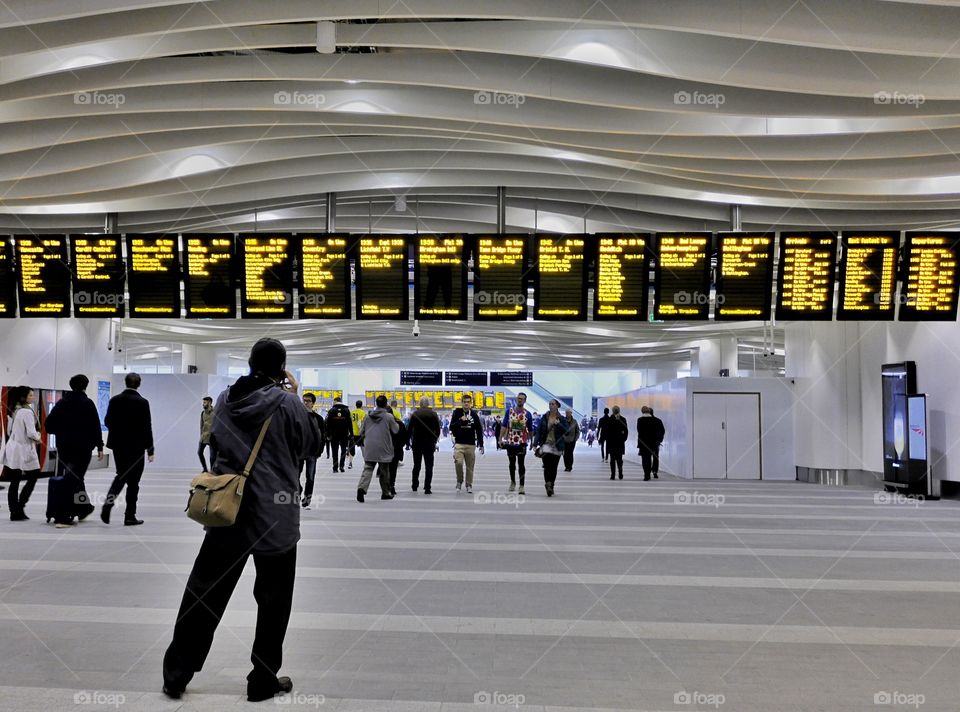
[837,231,899,320]
[126,234,181,318]
[593,234,650,320]
[533,234,587,320]
[881,361,916,485]
[715,232,774,321]
[183,234,236,318]
[70,234,125,317]
[354,235,409,320]
[239,234,293,319]
[898,232,960,321]
[15,234,70,317]
[297,234,350,319]
[653,233,712,320]
[473,235,528,320]
[0,237,15,318]
[414,234,467,320]
[775,232,837,321]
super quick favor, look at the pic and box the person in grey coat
[356,395,398,502]
[163,338,320,703]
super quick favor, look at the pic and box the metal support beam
[326,192,336,232]
[730,204,742,231]
[104,213,118,233]
[496,186,506,233]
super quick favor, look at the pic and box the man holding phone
[450,393,484,494]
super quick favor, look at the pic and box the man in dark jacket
[44,374,104,524]
[637,406,666,481]
[198,396,216,472]
[300,392,325,507]
[605,406,629,480]
[408,397,441,494]
[450,393,484,494]
[163,338,320,703]
[101,372,154,526]
[325,396,352,473]
[387,406,407,496]
[597,407,611,462]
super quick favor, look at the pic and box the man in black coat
[408,397,442,494]
[636,406,666,481]
[597,407,611,462]
[325,396,352,473]
[102,372,154,525]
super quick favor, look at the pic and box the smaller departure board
[183,234,236,318]
[354,235,409,320]
[0,237,16,318]
[70,234,125,317]
[593,234,651,320]
[239,234,293,319]
[414,235,468,320]
[837,231,899,320]
[126,234,181,317]
[653,233,712,320]
[15,234,70,317]
[775,232,837,321]
[297,234,350,318]
[715,233,774,321]
[898,232,960,321]
[533,234,588,320]
[473,235,529,320]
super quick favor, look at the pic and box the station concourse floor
[2,445,960,711]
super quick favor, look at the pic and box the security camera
[412,320,421,338]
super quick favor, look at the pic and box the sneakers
[348,462,353,469]
[456,482,462,492]
[465,484,472,494]
[518,486,525,495]
[508,482,516,492]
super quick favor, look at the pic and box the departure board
[715,233,774,321]
[0,238,15,317]
[15,234,70,317]
[70,235,124,317]
[653,233,712,320]
[414,235,468,320]
[775,232,837,321]
[474,236,529,320]
[593,234,650,320]
[898,232,960,321]
[533,235,588,320]
[239,234,293,319]
[297,234,350,318]
[837,231,899,320]
[183,234,235,318]
[354,235,409,320]
[126,234,181,317]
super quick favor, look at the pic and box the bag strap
[241,415,273,478]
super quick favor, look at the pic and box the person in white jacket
[4,386,41,521]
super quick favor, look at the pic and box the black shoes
[644,477,651,481]
[10,512,29,521]
[653,473,659,479]
[381,493,394,500]
[356,488,365,503]
[619,474,623,480]
[100,504,112,524]
[545,483,554,497]
[301,497,311,509]
[162,685,182,700]
[247,676,293,703]
[124,518,144,526]
[423,489,432,495]
[609,475,615,480]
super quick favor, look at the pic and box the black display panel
[775,232,837,321]
[183,234,236,318]
[239,234,293,319]
[0,237,15,318]
[126,234,181,318]
[445,371,489,387]
[490,371,533,387]
[898,232,960,321]
[400,370,443,386]
[354,235,409,320]
[533,234,588,320]
[473,235,528,320]
[297,234,350,319]
[653,233,712,320]
[414,234,468,320]
[837,231,899,321]
[70,234,124,318]
[593,233,651,320]
[715,232,774,321]
[15,234,70,317]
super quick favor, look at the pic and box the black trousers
[411,442,435,491]
[609,451,624,477]
[562,442,576,470]
[506,448,526,486]
[6,468,38,516]
[106,450,145,518]
[542,453,561,485]
[330,437,349,470]
[59,450,94,520]
[197,441,218,472]
[389,457,400,492]
[163,534,297,693]
[600,439,607,460]
[639,445,659,478]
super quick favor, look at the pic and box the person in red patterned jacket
[499,392,534,494]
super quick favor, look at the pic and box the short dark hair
[375,395,388,408]
[202,396,213,403]
[355,400,363,408]
[517,392,526,398]
[69,374,89,392]
[462,394,472,401]
[248,338,286,380]
[303,393,316,403]
[603,407,610,414]
[125,372,142,389]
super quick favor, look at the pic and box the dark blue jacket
[533,413,569,452]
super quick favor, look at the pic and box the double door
[692,392,761,479]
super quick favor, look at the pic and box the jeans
[198,441,218,472]
[506,447,526,486]
[411,442,435,491]
[6,468,38,517]
[106,450,145,518]
[300,457,317,503]
[562,441,576,470]
[453,444,477,486]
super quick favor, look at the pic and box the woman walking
[532,399,568,497]
[4,386,41,521]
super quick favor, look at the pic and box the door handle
[721,421,725,430]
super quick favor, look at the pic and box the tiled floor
[2,446,960,711]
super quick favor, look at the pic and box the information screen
[183,234,235,318]
[653,233,712,320]
[445,371,489,387]
[400,370,443,386]
[354,235,409,320]
[593,234,650,320]
[775,232,837,321]
[0,238,15,318]
[474,235,528,320]
[414,235,467,320]
[15,234,70,317]
[837,231,899,320]
[490,371,533,387]
[70,234,124,317]
[899,232,960,321]
[297,235,350,319]
[715,233,774,321]
[126,234,181,318]
[239,234,293,319]
[534,234,588,320]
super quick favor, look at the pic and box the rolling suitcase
[45,456,76,524]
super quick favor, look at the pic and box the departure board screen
[414,235,467,320]
[898,232,960,321]
[239,234,293,319]
[354,235,409,320]
[70,234,124,317]
[15,234,70,317]
[837,231,899,321]
[0,238,15,317]
[183,234,235,318]
[653,233,712,320]
[473,235,529,320]
[297,234,350,318]
[593,234,650,320]
[775,232,837,321]
[533,235,588,320]
[126,234,181,317]
[715,233,774,321]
